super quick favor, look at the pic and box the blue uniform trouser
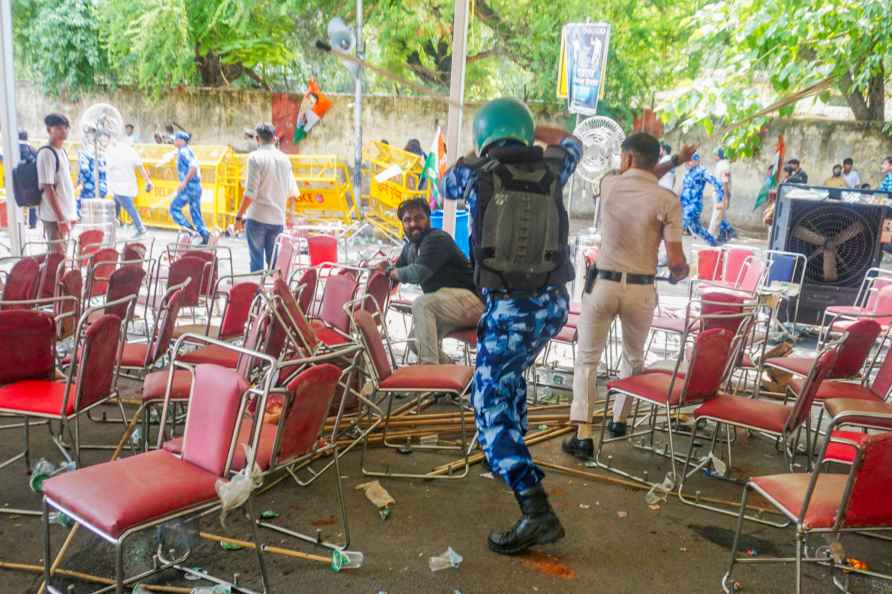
[682,201,718,246]
[245,219,283,272]
[170,187,208,241]
[473,286,569,494]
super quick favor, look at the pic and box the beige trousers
[570,278,657,424]
[410,287,484,364]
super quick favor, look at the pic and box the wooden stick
[0,560,191,592]
[534,460,779,514]
[199,532,330,564]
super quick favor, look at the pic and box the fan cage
[788,206,877,286]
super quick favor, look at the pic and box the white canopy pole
[0,0,22,256]
[443,0,469,237]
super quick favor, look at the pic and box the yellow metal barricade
[365,141,426,242]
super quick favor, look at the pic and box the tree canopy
[10,0,890,144]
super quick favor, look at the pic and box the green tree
[665,0,892,155]
[13,0,110,97]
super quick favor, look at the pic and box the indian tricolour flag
[421,127,447,208]
[754,134,785,210]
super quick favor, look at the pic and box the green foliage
[13,0,110,97]
[664,0,892,155]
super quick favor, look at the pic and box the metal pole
[0,0,22,256]
[352,0,363,218]
[443,0,469,237]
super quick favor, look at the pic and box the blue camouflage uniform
[880,172,892,193]
[443,137,581,494]
[169,146,209,241]
[76,151,108,214]
[679,164,721,246]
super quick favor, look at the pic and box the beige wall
[12,82,891,229]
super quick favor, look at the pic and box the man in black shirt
[784,158,808,184]
[384,197,483,364]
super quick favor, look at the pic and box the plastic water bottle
[428,547,463,572]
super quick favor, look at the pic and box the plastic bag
[215,445,263,528]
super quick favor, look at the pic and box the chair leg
[245,496,271,593]
[722,485,750,593]
[115,539,124,594]
[794,529,803,594]
[42,499,51,589]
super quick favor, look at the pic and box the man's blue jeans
[113,195,146,233]
[245,219,283,272]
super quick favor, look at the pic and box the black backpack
[12,146,58,208]
[464,144,573,291]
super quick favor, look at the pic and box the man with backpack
[442,98,580,556]
[36,113,77,251]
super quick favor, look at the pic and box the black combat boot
[561,434,594,459]
[487,483,565,555]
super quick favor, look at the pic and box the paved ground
[0,221,890,594]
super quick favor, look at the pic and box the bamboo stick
[534,460,779,514]
[0,561,191,592]
[199,532,330,564]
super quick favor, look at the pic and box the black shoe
[487,483,565,555]
[607,421,627,438]
[561,435,594,459]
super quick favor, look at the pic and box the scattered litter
[397,446,413,455]
[480,472,494,480]
[579,504,590,510]
[644,473,675,506]
[428,547,463,572]
[616,511,628,519]
[537,424,550,432]
[419,434,439,445]
[744,548,758,557]
[730,580,744,591]
[29,458,76,493]
[583,460,598,468]
[260,510,279,520]
[355,480,396,511]
[845,557,868,571]
[378,508,392,521]
[190,586,231,593]
[48,511,74,528]
[707,452,728,477]
[215,445,262,527]
[184,568,205,581]
[647,504,661,512]
[330,549,364,572]
[679,547,687,553]
[220,541,243,551]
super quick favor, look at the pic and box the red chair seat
[750,473,847,529]
[313,325,351,347]
[788,378,881,402]
[0,380,75,416]
[607,372,691,406]
[120,343,150,367]
[823,398,892,429]
[650,315,690,334]
[823,430,868,465]
[142,369,193,402]
[552,325,577,343]
[179,345,239,368]
[379,365,473,393]
[764,356,814,377]
[447,328,478,347]
[693,394,790,434]
[43,450,218,539]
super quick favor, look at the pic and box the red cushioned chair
[309,273,358,347]
[596,327,736,485]
[820,398,892,465]
[823,285,892,344]
[0,256,41,309]
[100,264,146,323]
[270,233,298,281]
[84,247,119,299]
[764,319,881,387]
[819,269,892,344]
[354,310,474,480]
[36,252,66,300]
[677,346,839,526]
[307,234,338,267]
[174,277,259,341]
[76,229,104,266]
[118,284,186,379]
[0,301,128,470]
[697,247,724,281]
[357,269,392,324]
[722,427,892,593]
[291,266,318,316]
[42,363,273,594]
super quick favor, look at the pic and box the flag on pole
[421,127,447,208]
[753,134,785,210]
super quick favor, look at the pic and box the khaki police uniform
[570,168,683,424]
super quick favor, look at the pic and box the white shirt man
[106,140,153,236]
[37,113,77,251]
[842,159,861,188]
[235,123,299,272]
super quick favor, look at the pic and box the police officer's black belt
[596,270,655,284]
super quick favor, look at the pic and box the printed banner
[556,23,610,115]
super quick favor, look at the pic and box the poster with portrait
[556,23,611,115]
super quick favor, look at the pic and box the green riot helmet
[472,98,535,156]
